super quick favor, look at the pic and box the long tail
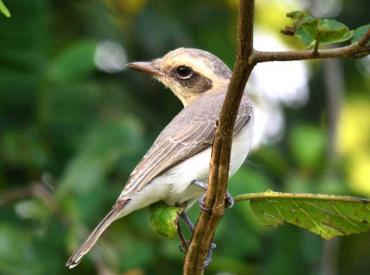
[66,199,130,269]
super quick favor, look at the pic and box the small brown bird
[66,48,254,268]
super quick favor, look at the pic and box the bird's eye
[176,66,193,79]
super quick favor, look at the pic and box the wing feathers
[119,90,252,198]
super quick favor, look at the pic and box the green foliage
[0,0,10,17]
[58,119,143,195]
[242,191,370,239]
[289,124,326,170]
[285,11,353,48]
[154,188,370,242]
[150,202,183,239]
[352,24,370,46]
[48,41,97,83]
[0,225,38,274]
[0,1,369,274]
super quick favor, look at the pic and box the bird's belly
[159,116,254,206]
[228,115,254,176]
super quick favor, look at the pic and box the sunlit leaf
[0,0,10,18]
[317,19,353,44]
[150,202,183,239]
[236,191,370,239]
[286,11,314,24]
[294,23,318,47]
[286,10,317,47]
[351,24,370,46]
[285,11,353,48]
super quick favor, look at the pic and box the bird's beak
[126,61,163,77]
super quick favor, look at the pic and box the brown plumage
[66,48,253,268]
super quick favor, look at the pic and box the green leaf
[352,24,370,46]
[0,0,10,18]
[286,10,318,47]
[150,202,183,239]
[317,19,353,44]
[286,11,314,24]
[295,22,318,48]
[285,11,353,48]
[235,191,370,239]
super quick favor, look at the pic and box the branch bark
[183,0,256,274]
[182,3,370,274]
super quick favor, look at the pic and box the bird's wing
[119,91,252,198]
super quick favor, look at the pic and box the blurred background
[0,0,369,274]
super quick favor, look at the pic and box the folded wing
[119,90,252,198]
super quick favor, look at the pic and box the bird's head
[127,48,232,106]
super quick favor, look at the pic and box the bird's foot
[191,179,208,190]
[224,191,234,209]
[177,201,217,267]
[179,240,190,253]
[180,211,195,232]
[191,180,211,212]
[202,242,217,268]
[180,240,217,267]
[198,193,211,212]
[193,179,234,210]
[177,212,195,253]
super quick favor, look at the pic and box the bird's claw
[191,179,208,190]
[179,241,216,268]
[201,242,217,268]
[224,191,234,209]
[179,240,190,253]
[198,194,211,212]
[198,190,234,211]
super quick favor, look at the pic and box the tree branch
[182,4,370,275]
[183,0,256,274]
[0,181,56,209]
[253,28,370,63]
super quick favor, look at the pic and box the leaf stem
[234,192,370,203]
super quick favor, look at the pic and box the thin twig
[253,28,370,63]
[183,0,256,274]
[0,181,55,209]
[0,186,35,206]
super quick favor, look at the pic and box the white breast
[162,113,254,205]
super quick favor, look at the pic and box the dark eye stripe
[167,65,212,93]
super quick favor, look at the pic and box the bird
[66,47,254,269]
